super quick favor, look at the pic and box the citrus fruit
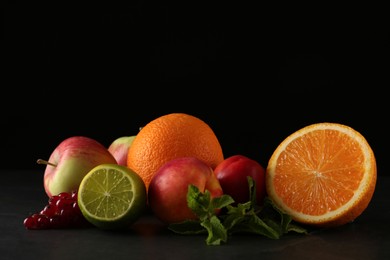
[77,163,147,230]
[127,112,224,191]
[266,122,377,227]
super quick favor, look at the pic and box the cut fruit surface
[77,164,147,230]
[266,122,377,227]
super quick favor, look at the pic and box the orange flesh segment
[274,129,364,216]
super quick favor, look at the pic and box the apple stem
[36,159,57,167]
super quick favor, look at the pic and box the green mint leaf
[173,180,308,246]
[168,220,206,235]
[184,184,229,245]
[260,196,308,235]
[232,213,280,239]
[223,177,308,239]
[286,223,309,234]
[187,185,211,220]
[247,176,257,206]
[280,213,293,234]
[201,215,227,246]
[211,194,235,209]
[221,199,280,239]
[221,202,252,230]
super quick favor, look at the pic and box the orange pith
[127,113,224,192]
[266,122,377,227]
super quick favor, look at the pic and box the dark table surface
[1,170,389,260]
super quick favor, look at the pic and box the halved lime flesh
[78,164,147,230]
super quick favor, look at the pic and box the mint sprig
[171,185,234,245]
[168,177,308,245]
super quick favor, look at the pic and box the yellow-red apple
[148,156,223,224]
[107,135,135,166]
[214,155,266,205]
[38,136,117,197]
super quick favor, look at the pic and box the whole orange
[127,113,224,192]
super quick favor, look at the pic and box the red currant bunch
[23,191,91,229]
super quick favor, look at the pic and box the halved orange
[266,122,377,228]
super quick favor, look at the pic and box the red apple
[37,136,117,197]
[107,135,136,166]
[148,156,224,224]
[214,155,266,205]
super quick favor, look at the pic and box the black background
[3,2,389,175]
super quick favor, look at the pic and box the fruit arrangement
[24,113,377,246]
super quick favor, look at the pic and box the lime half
[78,164,147,230]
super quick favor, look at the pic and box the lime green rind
[78,164,147,230]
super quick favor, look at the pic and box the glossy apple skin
[43,136,117,197]
[107,136,135,166]
[148,157,224,224]
[214,155,266,205]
